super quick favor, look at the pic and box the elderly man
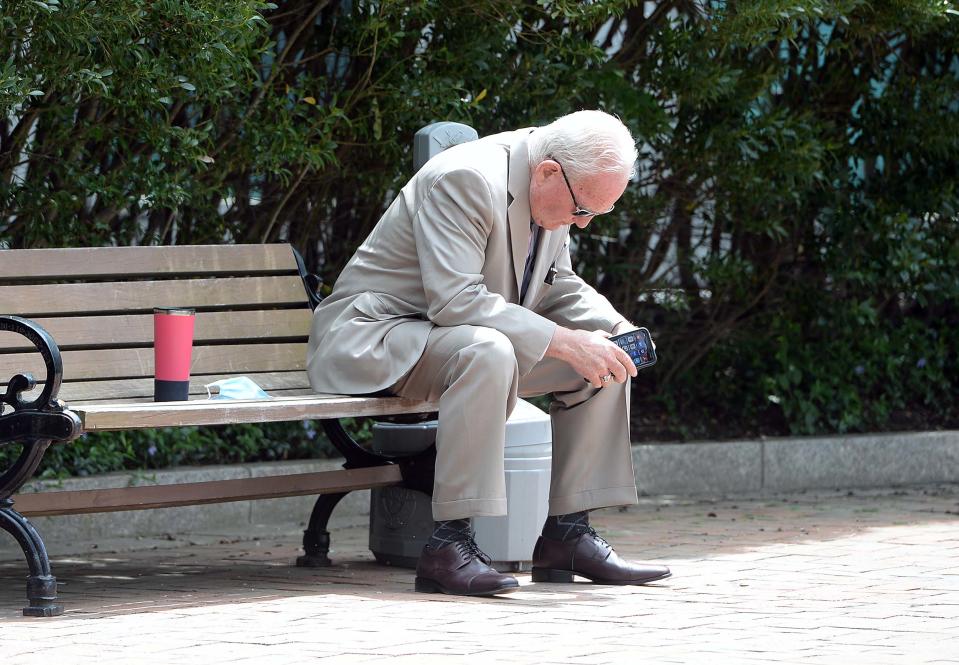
[307,110,670,596]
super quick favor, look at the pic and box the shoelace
[453,531,493,565]
[585,526,612,550]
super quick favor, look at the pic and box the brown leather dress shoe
[531,528,671,585]
[415,537,520,596]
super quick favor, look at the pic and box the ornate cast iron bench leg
[0,317,82,616]
[296,419,435,568]
[294,269,437,569]
[0,500,61,616]
[297,490,348,567]
[296,419,387,568]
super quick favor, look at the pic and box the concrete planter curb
[2,430,957,557]
[634,430,959,495]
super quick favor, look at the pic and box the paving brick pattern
[2,486,958,664]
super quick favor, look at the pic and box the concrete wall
[633,430,959,495]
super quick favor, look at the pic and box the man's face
[528,160,629,231]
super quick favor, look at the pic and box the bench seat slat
[0,244,298,281]
[0,309,312,352]
[12,465,403,516]
[0,275,308,317]
[74,395,439,431]
[1,343,307,382]
[66,386,320,406]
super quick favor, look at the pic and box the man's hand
[545,326,638,388]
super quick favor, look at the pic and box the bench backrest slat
[0,309,314,352]
[0,276,308,317]
[56,371,314,403]
[0,244,299,281]
[0,244,316,403]
[4,343,307,382]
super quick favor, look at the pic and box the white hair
[528,110,638,180]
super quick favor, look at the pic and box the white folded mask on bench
[204,376,272,400]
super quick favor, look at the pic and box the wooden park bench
[0,243,439,617]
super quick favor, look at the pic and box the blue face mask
[204,376,272,400]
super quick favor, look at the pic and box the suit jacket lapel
[507,131,534,300]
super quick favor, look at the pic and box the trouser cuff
[548,485,639,516]
[431,497,507,521]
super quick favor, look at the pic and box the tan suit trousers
[391,324,639,521]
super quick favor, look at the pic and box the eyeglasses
[554,159,615,218]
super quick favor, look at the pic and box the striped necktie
[520,222,541,303]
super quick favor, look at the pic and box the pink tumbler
[154,307,195,401]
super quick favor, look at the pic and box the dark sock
[428,518,472,550]
[542,510,590,541]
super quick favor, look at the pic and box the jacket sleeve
[534,236,629,333]
[411,168,556,374]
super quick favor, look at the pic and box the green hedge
[30,422,327,480]
[1,420,375,481]
[2,1,957,475]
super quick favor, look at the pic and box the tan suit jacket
[306,129,628,395]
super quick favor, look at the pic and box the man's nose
[573,216,592,229]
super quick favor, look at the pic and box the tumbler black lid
[153,307,195,316]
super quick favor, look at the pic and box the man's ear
[532,159,559,183]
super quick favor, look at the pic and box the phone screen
[610,328,657,370]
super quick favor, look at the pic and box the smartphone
[610,328,657,370]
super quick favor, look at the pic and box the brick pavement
[2,485,958,664]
